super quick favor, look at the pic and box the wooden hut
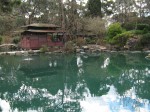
[20,23,65,50]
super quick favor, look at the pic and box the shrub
[131,30,144,35]
[40,45,49,53]
[137,24,149,30]
[76,38,86,47]
[12,36,20,44]
[122,22,136,31]
[140,33,150,46]
[0,36,2,44]
[83,17,106,36]
[109,31,134,47]
[96,38,105,45]
[107,22,124,39]
[64,41,74,52]
[86,38,97,44]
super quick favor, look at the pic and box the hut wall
[29,35,39,49]
[21,35,30,49]
[38,34,47,47]
[21,33,64,50]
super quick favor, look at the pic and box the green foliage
[87,0,114,17]
[88,0,102,17]
[14,16,26,27]
[140,33,150,46]
[12,36,20,44]
[0,16,14,35]
[101,0,114,16]
[0,35,2,44]
[40,45,49,53]
[107,22,123,39]
[122,22,136,31]
[131,30,144,35]
[137,24,149,30]
[96,38,105,45]
[0,0,21,13]
[86,38,97,44]
[109,31,134,47]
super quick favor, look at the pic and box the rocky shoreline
[0,45,150,56]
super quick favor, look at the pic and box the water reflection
[0,53,149,112]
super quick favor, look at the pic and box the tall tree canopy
[0,0,21,13]
[88,0,102,17]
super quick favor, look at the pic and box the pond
[0,53,150,112]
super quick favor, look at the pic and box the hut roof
[24,29,65,33]
[22,23,61,28]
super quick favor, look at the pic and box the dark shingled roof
[25,29,65,33]
[22,23,61,28]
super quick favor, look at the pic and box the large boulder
[124,37,140,50]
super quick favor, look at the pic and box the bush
[64,41,74,52]
[0,36,2,44]
[140,33,150,46]
[137,24,149,30]
[131,30,144,35]
[76,38,86,47]
[96,38,105,45]
[122,22,136,31]
[109,31,134,47]
[40,45,49,53]
[86,38,97,44]
[107,22,124,39]
[12,36,20,44]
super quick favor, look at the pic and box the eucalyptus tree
[63,0,87,35]
[20,0,60,24]
[112,0,136,23]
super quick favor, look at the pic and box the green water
[0,53,150,112]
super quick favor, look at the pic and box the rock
[28,50,34,54]
[145,55,150,59]
[125,37,140,50]
[0,52,5,55]
[22,51,28,56]
[15,51,22,55]
[6,52,16,55]
[45,52,52,54]
[99,46,107,51]
[76,49,83,53]
[82,46,89,50]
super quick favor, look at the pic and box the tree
[0,0,21,13]
[63,0,87,36]
[20,0,60,24]
[83,17,106,37]
[87,0,102,17]
[101,0,114,16]
[0,0,22,35]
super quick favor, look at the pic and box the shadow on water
[0,53,149,112]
